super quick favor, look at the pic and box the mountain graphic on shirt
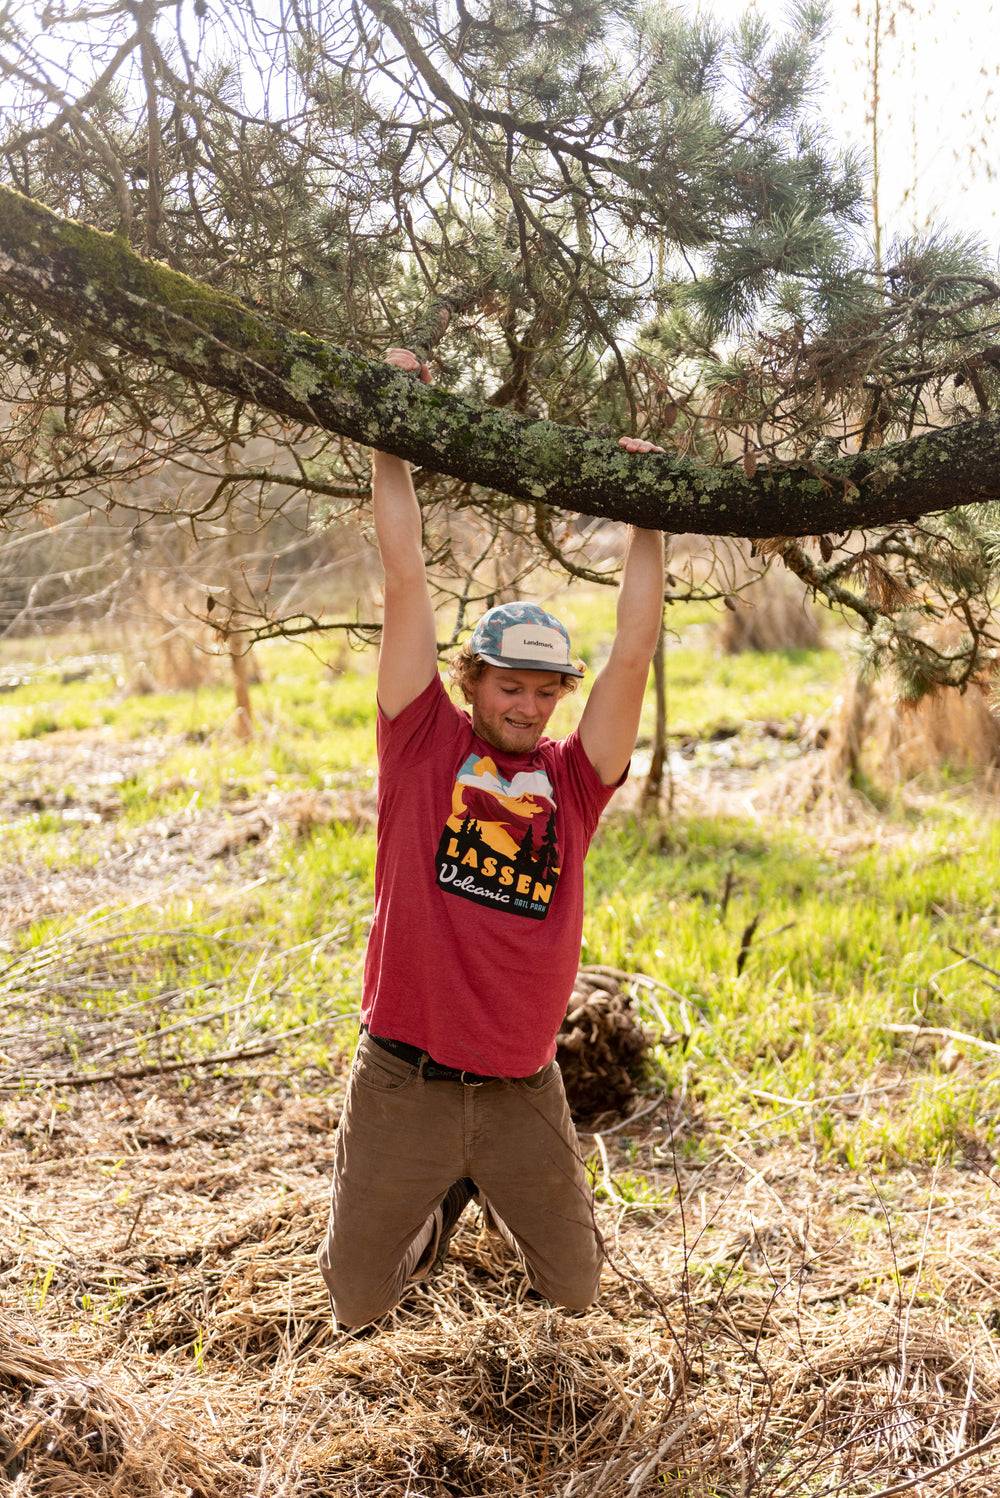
[435,753,560,920]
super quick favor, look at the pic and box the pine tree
[2,0,999,689]
[537,814,559,881]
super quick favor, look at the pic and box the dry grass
[716,546,823,655]
[4,1068,1000,1497]
[5,685,1000,1495]
[0,1309,237,1497]
[854,676,1000,783]
[0,739,375,935]
[749,669,1000,831]
[123,576,228,694]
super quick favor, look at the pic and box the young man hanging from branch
[318,348,665,1329]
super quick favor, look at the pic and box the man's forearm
[617,526,665,662]
[372,450,425,584]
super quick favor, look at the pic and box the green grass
[3,604,1000,1171]
[658,641,844,733]
[583,810,1000,1165]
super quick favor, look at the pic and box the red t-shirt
[361,675,622,1076]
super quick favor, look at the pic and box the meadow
[3,591,1000,1496]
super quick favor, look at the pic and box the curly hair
[449,644,580,703]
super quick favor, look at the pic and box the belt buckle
[459,1069,486,1086]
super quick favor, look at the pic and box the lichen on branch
[3,186,1000,540]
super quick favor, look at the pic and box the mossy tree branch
[3,186,1000,538]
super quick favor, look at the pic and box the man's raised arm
[372,349,440,720]
[578,438,666,785]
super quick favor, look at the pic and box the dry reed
[5,1061,1000,1497]
[717,545,823,654]
[5,706,1000,1496]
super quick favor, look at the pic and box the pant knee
[528,1260,602,1312]
[319,1263,398,1329]
[317,1209,439,1329]
[317,1240,396,1329]
[523,1223,604,1311]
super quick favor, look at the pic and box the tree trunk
[641,625,668,807]
[227,634,254,741]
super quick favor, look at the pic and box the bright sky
[701,0,1000,253]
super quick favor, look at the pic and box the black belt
[364,1028,499,1086]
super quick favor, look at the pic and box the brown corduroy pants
[317,1033,604,1328]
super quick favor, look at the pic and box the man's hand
[386,347,432,383]
[618,435,665,455]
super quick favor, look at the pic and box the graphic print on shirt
[435,753,560,920]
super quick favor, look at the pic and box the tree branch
[3,186,1000,539]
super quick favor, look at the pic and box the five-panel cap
[468,602,585,678]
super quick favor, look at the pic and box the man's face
[468,665,565,754]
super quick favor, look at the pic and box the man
[318,348,664,1329]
